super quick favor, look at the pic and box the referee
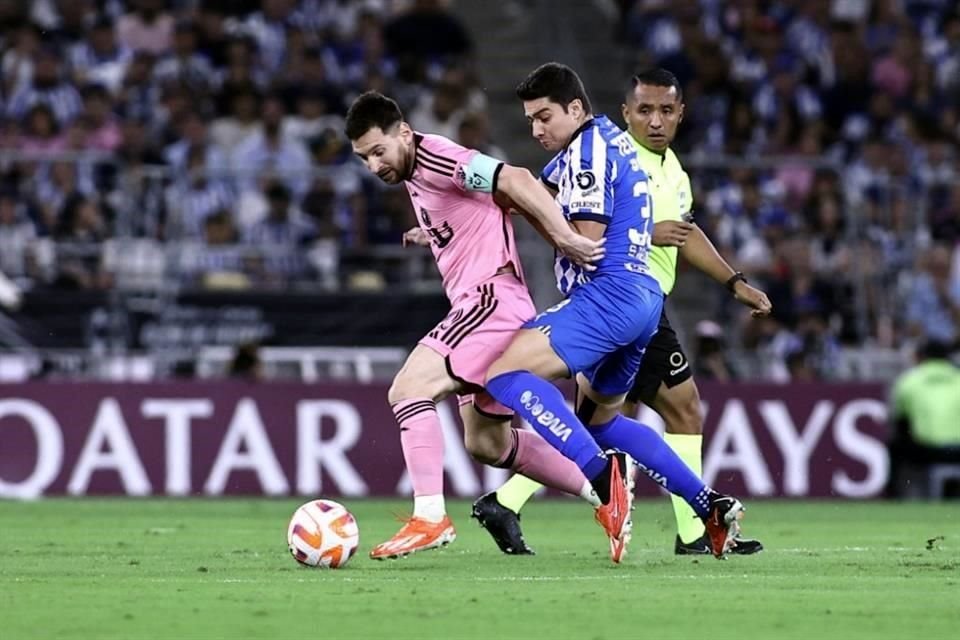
[474,69,773,556]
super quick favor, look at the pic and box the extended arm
[496,165,605,267]
[680,224,772,316]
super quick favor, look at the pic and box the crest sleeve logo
[575,171,596,190]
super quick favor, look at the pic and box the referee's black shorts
[625,308,693,406]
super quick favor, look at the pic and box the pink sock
[393,398,444,496]
[503,428,588,497]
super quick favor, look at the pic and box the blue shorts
[523,277,664,395]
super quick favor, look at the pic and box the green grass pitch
[1,499,958,639]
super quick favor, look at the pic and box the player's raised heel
[702,494,744,559]
[369,515,456,560]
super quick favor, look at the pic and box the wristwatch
[725,271,747,292]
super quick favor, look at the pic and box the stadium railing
[0,346,407,383]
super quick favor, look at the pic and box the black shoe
[470,492,535,555]
[675,534,764,556]
[674,534,711,555]
[729,536,764,555]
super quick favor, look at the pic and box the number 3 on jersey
[628,180,652,263]
[634,181,651,219]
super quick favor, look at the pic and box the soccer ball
[287,499,360,569]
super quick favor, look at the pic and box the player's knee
[464,428,504,465]
[388,373,432,404]
[621,399,639,419]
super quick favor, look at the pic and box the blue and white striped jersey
[540,114,659,297]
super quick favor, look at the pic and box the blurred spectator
[692,320,735,381]
[51,193,111,290]
[163,110,229,177]
[217,35,267,90]
[930,182,960,244]
[888,340,960,498]
[17,104,66,153]
[211,84,262,152]
[282,85,344,144]
[232,94,312,197]
[240,0,299,76]
[5,46,83,125]
[56,193,108,242]
[68,17,133,94]
[104,116,166,238]
[383,0,472,64]
[116,0,174,56]
[752,56,822,152]
[116,51,159,123]
[0,190,37,279]
[785,349,818,382]
[457,111,507,160]
[363,185,414,248]
[181,210,248,290]
[2,22,40,97]
[243,180,315,246]
[807,195,851,277]
[78,84,122,151]
[31,160,95,233]
[152,20,217,94]
[166,144,235,239]
[905,244,960,346]
[228,341,263,380]
[408,78,467,140]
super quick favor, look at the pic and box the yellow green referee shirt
[890,360,960,447]
[630,136,692,295]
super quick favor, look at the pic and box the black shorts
[625,308,692,405]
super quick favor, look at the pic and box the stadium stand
[0,0,958,382]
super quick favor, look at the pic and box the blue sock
[590,414,711,518]
[486,371,608,481]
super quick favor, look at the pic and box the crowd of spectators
[618,0,960,378]
[2,0,960,381]
[0,0,491,292]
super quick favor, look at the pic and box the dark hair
[345,91,404,140]
[920,340,953,361]
[628,68,683,101]
[515,62,592,114]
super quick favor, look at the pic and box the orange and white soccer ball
[287,499,360,569]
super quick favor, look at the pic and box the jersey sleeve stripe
[570,128,584,170]
[567,212,609,224]
[418,146,457,169]
[417,157,454,178]
[592,127,609,216]
[577,126,594,170]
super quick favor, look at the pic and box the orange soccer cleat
[369,515,456,560]
[593,451,636,563]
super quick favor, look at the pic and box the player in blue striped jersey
[539,113,658,296]
[484,63,745,562]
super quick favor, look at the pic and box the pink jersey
[405,133,524,302]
